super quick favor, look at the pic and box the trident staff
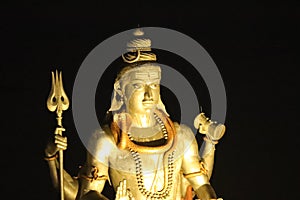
[47,70,69,200]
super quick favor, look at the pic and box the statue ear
[114,81,123,97]
[109,81,124,112]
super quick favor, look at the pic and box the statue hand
[45,127,67,157]
[115,179,133,200]
[194,113,225,142]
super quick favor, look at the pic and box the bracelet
[203,136,218,144]
[44,153,58,161]
[183,171,205,179]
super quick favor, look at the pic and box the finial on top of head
[122,28,157,63]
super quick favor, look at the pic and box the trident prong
[47,70,69,200]
[47,70,69,126]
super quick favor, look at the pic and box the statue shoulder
[94,125,114,140]
[86,125,116,156]
[174,123,196,143]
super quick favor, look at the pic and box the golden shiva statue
[45,29,226,200]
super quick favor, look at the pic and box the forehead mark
[135,71,159,80]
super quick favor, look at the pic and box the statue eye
[133,83,143,89]
[149,83,159,89]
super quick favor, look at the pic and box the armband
[44,153,58,161]
[183,161,208,179]
[76,166,108,182]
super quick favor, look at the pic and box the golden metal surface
[47,70,70,125]
[45,66,224,200]
[194,112,226,141]
[45,31,225,200]
[47,70,70,200]
[122,29,156,63]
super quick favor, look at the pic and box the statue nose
[144,85,153,99]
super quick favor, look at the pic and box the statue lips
[142,99,155,107]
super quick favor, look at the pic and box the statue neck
[130,112,156,128]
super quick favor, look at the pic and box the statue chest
[108,148,183,199]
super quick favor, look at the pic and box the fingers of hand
[116,179,129,200]
[55,127,66,133]
[116,186,121,199]
[119,180,124,196]
[54,135,67,150]
[123,179,127,196]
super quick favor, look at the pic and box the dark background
[1,1,299,199]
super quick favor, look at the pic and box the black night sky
[1,1,299,200]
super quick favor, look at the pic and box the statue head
[109,28,168,116]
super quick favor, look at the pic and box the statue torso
[91,122,196,199]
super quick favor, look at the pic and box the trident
[47,70,69,200]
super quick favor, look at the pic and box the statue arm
[199,140,216,179]
[44,128,113,200]
[76,152,109,199]
[76,129,114,200]
[195,112,226,179]
[44,133,79,200]
[180,125,218,200]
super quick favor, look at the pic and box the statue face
[122,67,161,115]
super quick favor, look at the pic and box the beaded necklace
[128,113,175,199]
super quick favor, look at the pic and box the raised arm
[180,125,219,200]
[44,127,79,200]
[194,112,226,179]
